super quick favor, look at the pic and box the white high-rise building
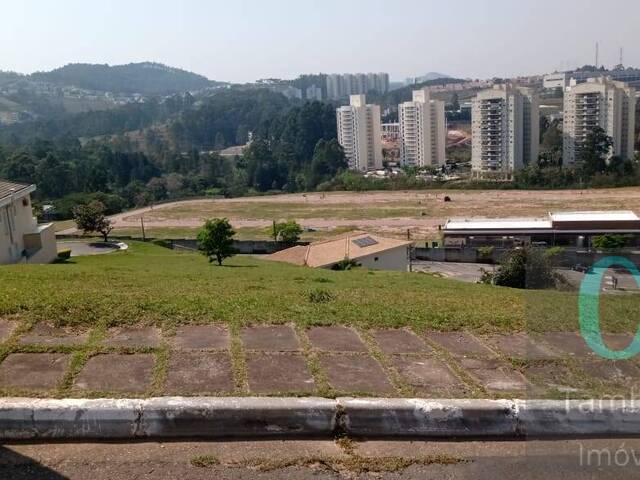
[336,95,383,172]
[326,74,342,100]
[306,84,323,101]
[563,77,636,164]
[326,73,390,99]
[471,84,539,175]
[398,87,446,167]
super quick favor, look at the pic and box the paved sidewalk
[0,319,637,398]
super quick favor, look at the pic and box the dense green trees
[242,101,345,192]
[30,62,216,95]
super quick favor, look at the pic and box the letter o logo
[579,256,640,360]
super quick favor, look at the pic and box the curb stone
[0,397,638,439]
[338,398,518,437]
[516,399,640,437]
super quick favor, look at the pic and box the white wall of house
[354,246,409,271]
[0,189,57,265]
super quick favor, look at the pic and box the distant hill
[414,72,452,82]
[29,62,221,95]
[0,71,23,87]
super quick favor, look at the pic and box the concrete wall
[26,224,57,264]
[357,246,409,271]
[1,193,55,264]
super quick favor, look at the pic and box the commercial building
[0,180,57,264]
[471,84,539,176]
[266,231,412,271]
[326,73,389,100]
[443,211,640,248]
[563,77,636,164]
[336,94,383,172]
[398,87,446,167]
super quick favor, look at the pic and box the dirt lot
[61,187,640,240]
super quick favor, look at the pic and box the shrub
[56,249,72,260]
[331,258,360,271]
[272,219,303,244]
[308,288,336,304]
[592,234,630,250]
[481,246,560,289]
[477,246,495,262]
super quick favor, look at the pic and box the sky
[2,0,639,83]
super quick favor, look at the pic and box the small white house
[0,180,57,264]
[265,231,412,271]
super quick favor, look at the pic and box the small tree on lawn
[273,220,303,244]
[72,200,113,242]
[197,218,236,266]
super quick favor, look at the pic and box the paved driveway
[57,241,121,257]
[412,261,495,283]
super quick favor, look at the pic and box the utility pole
[595,42,599,68]
[141,216,146,241]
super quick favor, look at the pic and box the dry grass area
[98,187,640,241]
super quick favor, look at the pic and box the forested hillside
[29,62,218,95]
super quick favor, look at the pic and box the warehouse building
[442,211,640,248]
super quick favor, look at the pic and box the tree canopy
[197,218,236,266]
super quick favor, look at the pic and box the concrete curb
[339,398,518,437]
[0,397,638,439]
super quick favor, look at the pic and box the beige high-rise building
[471,84,539,176]
[336,95,383,172]
[398,87,446,167]
[563,77,636,164]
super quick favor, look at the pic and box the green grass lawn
[0,242,637,334]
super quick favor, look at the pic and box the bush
[592,234,629,250]
[477,246,494,262]
[331,258,360,271]
[273,219,303,244]
[307,288,336,304]
[56,248,72,260]
[481,247,560,289]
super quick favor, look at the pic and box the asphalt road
[2,438,640,479]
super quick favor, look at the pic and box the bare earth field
[62,187,640,240]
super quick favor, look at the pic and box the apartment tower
[336,94,383,172]
[563,77,636,164]
[326,73,390,100]
[398,87,446,167]
[471,84,539,176]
